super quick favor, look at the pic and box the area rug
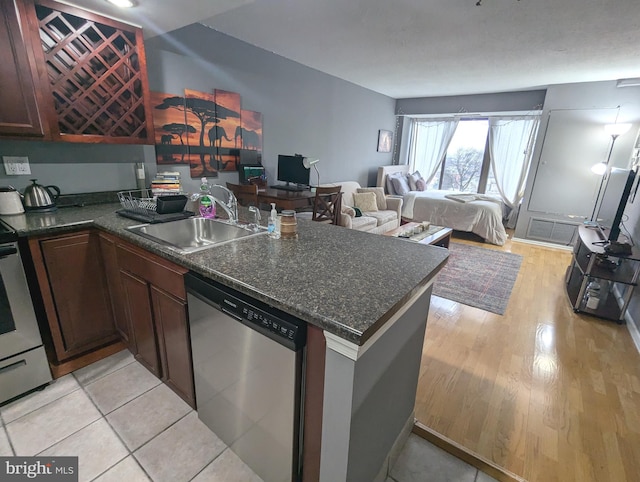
[432,242,522,315]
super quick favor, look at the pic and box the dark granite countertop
[2,204,448,345]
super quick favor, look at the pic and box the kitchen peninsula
[2,205,448,482]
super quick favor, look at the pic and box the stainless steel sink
[127,217,267,253]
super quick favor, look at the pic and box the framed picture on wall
[377,129,393,153]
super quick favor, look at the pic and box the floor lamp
[590,123,632,221]
[303,158,320,187]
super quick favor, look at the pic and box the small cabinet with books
[565,225,640,323]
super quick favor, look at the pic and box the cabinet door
[98,232,134,351]
[39,231,117,359]
[152,286,195,408]
[31,0,153,144]
[120,270,160,377]
[0,0,47,137]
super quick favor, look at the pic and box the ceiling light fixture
[106,0,135,8]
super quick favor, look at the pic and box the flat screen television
[594,167,636,242]
[277,155,310,187]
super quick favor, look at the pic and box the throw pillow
[357,187,387,210]
[386,171,405,196]
[386,176,396,196]
[416,178,427,191]
[391,174,411,196]
[353,207,362,217]
[352,192,378,212]
[408,171,422,191]
[341,205,356,217]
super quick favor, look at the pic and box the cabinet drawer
[0,346,52,403]
[116,243,187,300]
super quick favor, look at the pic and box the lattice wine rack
[34,0,152,142]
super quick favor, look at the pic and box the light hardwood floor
[415,232,640,482]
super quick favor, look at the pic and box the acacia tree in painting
[154,96,240,174]
[161,123,195,145]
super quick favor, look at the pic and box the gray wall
[0,25,395,195]
[514,81,640,242]
[145,24,396,192]
[0,142,156,195]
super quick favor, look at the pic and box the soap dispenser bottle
[198,177,215,218]
[268,203,279,238]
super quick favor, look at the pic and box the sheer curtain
[488,116,540,228]
[408,118,459,184]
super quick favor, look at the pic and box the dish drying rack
[118,189,158,214]
[117,189,193,223]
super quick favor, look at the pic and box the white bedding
[402,190,507,245]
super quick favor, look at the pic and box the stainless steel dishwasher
[185,272,306,482]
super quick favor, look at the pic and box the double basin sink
[127,217,267,254]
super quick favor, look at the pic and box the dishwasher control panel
[186,272,306,350]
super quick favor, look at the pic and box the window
[408,114,540,227]
[429,119,492,193]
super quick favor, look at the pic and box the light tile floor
[0,350,498,482]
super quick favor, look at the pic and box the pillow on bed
[352,192,378,212]
[390,174,411,196]
[386,172,402,195]
[408,171,422,191]
[357,187,387,210]
[416,178,427,191]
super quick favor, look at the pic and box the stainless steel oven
[0,219,51,405]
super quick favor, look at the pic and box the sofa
[324,181,402,234]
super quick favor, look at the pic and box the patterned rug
[432,242,522,315]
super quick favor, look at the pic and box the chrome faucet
[208,184,238,224]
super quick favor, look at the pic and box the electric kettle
[0,186,25,215]
[23,179,61,211]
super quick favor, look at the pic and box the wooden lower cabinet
[120,270,159,377]
[98,231,133,349]
[115,239,195,408]
[151,285,193,406]
[28,230,118,362]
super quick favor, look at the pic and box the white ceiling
[62,0,640,99]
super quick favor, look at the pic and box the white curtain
[408,118,459,184]
[488,116,540,228]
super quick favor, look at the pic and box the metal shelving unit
[565,225,640,323]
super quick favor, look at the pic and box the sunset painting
[214,90,242,172]
[151,87,263,179]
[240,110,263,152]
[151,92,189,165]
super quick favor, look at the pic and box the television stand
[270,184,308,192]
[565,225,640,323]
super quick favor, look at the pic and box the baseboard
[49,342,126,379]
[412,422,527,482]
[512,237,573,251]
[625,310,640,355]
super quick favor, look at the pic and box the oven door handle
[0,245,17,258]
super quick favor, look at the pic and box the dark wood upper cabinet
[1,0,153,143]
[0,0,48,138]
[32,0,154,144]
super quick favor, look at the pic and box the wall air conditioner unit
[616,78,640,88]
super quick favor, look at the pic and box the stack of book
[151,171,181,195]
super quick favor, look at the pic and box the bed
[376,165,508,245]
